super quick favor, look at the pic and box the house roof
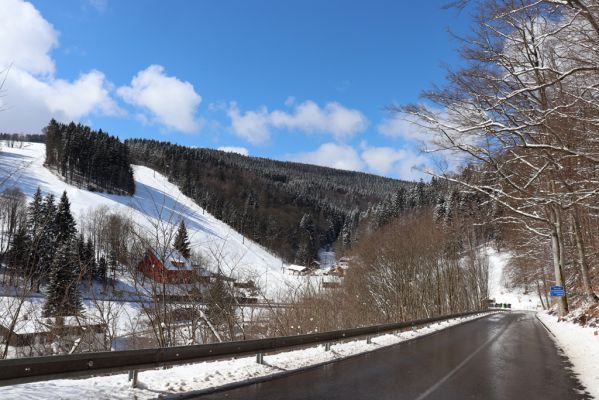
[286,264,307,272]
[150,248,193,271]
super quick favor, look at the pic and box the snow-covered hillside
[0,142,300,297]
[487,248,541,310]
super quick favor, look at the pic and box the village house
[284,264,308,276]
[137,248,196,284]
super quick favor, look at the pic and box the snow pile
[537,312,599,398]
[0,142,305,297]
[487,248,541,310]
[0,312,493,400]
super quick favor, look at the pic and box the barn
[137,248,195,284]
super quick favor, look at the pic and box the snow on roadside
[0,313,494,400]
[537,312,599,398]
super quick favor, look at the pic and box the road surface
[195,312,590,400]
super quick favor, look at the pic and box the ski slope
[0,142,301,297]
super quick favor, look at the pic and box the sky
[0,0,472,181]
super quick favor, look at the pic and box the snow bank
[537,312,599,398]
[0,313,493,400]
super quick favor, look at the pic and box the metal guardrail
[0,310,493,387]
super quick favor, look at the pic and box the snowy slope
[487,248,541,310]
[0,142,301,297]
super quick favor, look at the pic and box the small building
[0,316,106,357]
[285,264,308,276]
[137,248,195,284]
[337,257,351,269]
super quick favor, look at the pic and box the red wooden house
[137,248,196,284]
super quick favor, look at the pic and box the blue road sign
[550,286,565,297]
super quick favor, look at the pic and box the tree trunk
[550,207,568,317]
[571,207,598,303]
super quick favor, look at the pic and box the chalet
[137,248,195,284]
[233,280,256,290]
[285,264,308,276]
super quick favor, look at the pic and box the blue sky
[1,0,472,180]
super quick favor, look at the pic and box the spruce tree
[54,191,77,245]
[43,241,83,317]
[85,238,96,280]
[96,256,107,283]
[36,194,58,286]
[8,224,31,278]
[173,219,191,258]
[26,188,43,238]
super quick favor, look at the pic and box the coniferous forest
[43,120,135,195]
[125,139,438,263]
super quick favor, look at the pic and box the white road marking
[414,314,513,400]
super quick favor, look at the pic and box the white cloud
[0,0,119,133]
[86,0,107,12]
[227,100,367,144]
[218,146,249,156]
[117,65,202,133]
[287,142,431,181]
[0,0,58,75]
[360,145,406,176]
[227,103,271,145]
[271,100,367,140]
[377,114,434,145]
[363,145,429,181]
[1,68,119,132]
[290,143,365,171]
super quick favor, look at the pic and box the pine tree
[173,219,191,258]
[43,241,83,317]
[26,188,43,238]
[36,194,58,288]
[96,256,107,283]
[7,223,31,278]
[54,191,77,245]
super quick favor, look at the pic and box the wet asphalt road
[195,312,590,400]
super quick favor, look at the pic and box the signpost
[550,286,565,297]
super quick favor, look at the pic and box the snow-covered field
[538,312,599,399]
[0,142,311,297]
[0,312,492,400]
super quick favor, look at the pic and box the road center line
[414,315,513,400]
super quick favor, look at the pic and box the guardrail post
[366,336,372,344]
[325,342,331,351]
[256,352,265,365]
[128,369,138,388]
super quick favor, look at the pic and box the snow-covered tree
[173,219,191,258]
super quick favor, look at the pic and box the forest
[125,139,440,263]
[44,120,135,196]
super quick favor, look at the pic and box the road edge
[167,312,500,400]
